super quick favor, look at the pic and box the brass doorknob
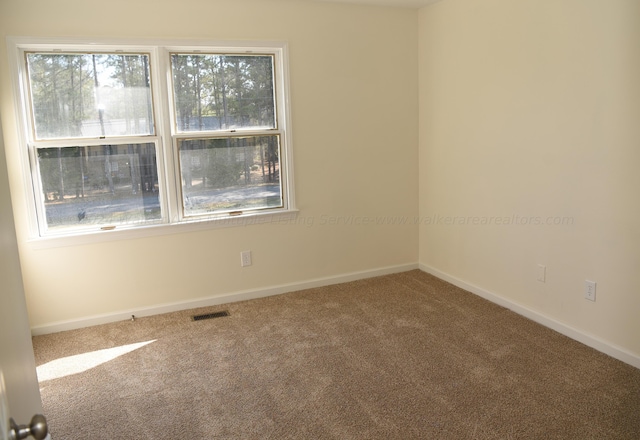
[9,414,48,440]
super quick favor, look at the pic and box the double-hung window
[169,52,284,218]
[10,39,294,239]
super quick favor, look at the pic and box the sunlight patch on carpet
[36,340,156,382]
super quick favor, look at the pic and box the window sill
[27,209,299,250]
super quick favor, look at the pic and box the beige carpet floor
[33,270,640,439]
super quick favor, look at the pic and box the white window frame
[7,37,296,247]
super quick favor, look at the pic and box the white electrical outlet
[585,280,596,302]
[537,264,546,283]
[240,250,252,267]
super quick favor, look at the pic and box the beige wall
[419,0,640,357]
[0,0,419,329]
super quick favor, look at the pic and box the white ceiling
[302,0,443,9]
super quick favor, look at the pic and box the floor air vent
[192,311,230,321]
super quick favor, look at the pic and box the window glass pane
[27,53,155,139]
[37,143,161,232]
[179,135,282,216]
[171,54,275,132]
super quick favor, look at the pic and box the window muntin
[35,142,162,233]
[170,53,276,132]
[26,52,155,140]
[178,135,282,217]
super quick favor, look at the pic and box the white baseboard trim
[420,263,640,370]
[30,263,419,336]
